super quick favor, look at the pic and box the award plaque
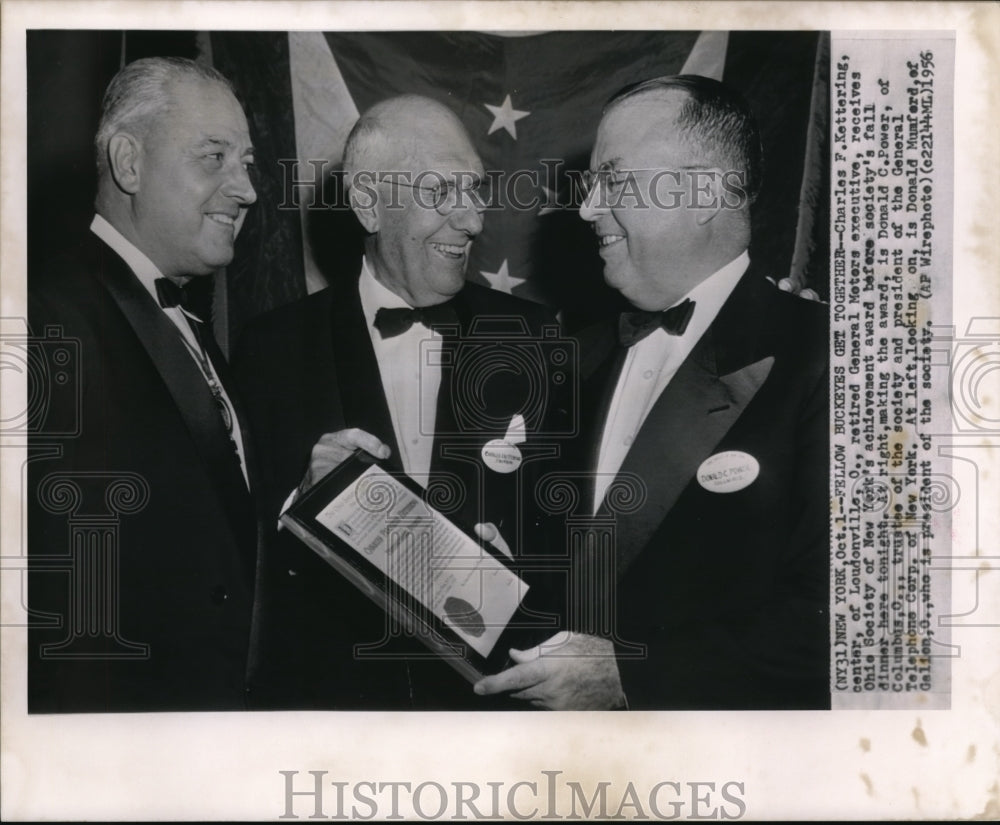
[280,450,532,683]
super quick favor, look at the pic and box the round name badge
[481,439,523,474]
[696,450,760,493]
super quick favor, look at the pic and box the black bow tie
[155,277,200,316]
[618,298,696,347]
[156,276,215,326]
[373,302,458,338]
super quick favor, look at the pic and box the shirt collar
[663,249,750,338]
[358,256,412,329]
[90,214,168,303]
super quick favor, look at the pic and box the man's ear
[107,132,143,195]
[692,167,726,227]
[349,183,380,234]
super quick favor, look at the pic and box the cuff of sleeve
[276,487,298,531]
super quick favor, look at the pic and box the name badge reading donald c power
[697,451,760,493]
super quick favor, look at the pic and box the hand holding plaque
[297,428,391,496]
[474,631,626,710]
[280,450,533,682]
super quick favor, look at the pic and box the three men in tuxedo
[476,75,830,709]
[233,94,569,708]
[28,61,825,713]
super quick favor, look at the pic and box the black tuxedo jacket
[27,231,261,712]
[574,264,830,709]
[233,275,569,709]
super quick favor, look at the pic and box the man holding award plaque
[235,95,571,709]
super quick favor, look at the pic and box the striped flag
[213,30,827,338]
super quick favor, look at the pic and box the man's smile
[429,240,470,259]
[206,212,237,227]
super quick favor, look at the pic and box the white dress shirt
[90,214,249,488]
[593,251,750,513]
[358,257,444,488]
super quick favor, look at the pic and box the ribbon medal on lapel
[482,413,526,474]
[697,450,760,493]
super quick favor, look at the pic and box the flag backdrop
[211,30,829,346]
[25,30,829,349]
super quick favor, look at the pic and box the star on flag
[483,94,530,139]
[480,260,527,294]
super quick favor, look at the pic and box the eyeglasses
[581,165,627,197]
[580,163,678,198]
[378,173,489,215]
[580,162,712,198]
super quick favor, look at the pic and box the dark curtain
[210,32,306,349]
[27,30,198,267]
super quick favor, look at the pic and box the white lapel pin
[481,413,526,474]
[696,450,760,493]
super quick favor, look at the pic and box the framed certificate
[280,449,534,683]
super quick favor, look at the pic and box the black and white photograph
[2,1,997,821]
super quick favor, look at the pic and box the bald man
[234,95,568,709]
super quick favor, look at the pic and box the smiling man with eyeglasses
[232,94,568,710]
[475,74,831,711]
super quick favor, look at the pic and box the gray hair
[94,56,235,175]
[341,111,396,191]
[342,94,461,190]
[606,74,763,206]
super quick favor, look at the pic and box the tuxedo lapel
[427,292,492,522]
[576,320,626,510]
[429,294,461,474]
[328,278,401,463]
[610,331,773,573]
[286,291,348,465]
[428,331,461,468]
[601,264,778,575]
[426,288,542,529]
[94,244,257,570]
[202,331,259,493]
